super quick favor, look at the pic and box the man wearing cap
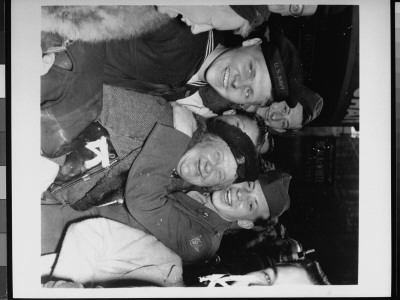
[103,6,323,116]
[42,106,268,262]
[44,86,268,210]
[251,91,323,133]
[173,22,323,132]
[42,118,290,264]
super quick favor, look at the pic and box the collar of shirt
[176,92,217,118]
[195,44,230,82]
[175,191,232,232]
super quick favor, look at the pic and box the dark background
[266,5,359,284]
[213,5,360,285]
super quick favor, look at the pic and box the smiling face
[176,135,238,187]
[231,265,313,286]
[210,180,269,223]
[216,114,259,147]
[205,40,272,106]
[256,101,303,132]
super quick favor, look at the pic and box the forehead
[288,103,303,129]
[196,137,235,161]
[197,136,225,149]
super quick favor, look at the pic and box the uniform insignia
[236,156,245,165]
[190,235,203,252]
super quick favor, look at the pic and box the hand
[171,102,197,138]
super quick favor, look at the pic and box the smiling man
[198,174,290,230]
[175,133,240,188]
[124,126,291,263]
[44,87,268,210]
[200,37,272,107]
[170,105,260,189]
[103,9,323,116]
[251,86,324,133]
[42,123,291,264]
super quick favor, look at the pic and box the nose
[232,74,250,89]
[237,188,250,204]
[204,161,215,175]
[270,111,284,121]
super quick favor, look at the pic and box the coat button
[203,212,209,217]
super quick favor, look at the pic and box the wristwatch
[289,4,304,17]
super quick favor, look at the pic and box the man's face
[231,265,313,286]
[205,41,272,106]
[256,101,303,132]
[176,137,237,187]
[210,180,269,222]
[216,114,259,147]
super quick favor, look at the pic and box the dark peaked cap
[258,170,292,219]
[262,30,324,124]
[261,30,304,108]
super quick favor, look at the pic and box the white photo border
[11,0,391,297]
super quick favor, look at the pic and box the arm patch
[189,234,203,253]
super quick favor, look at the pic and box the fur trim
[41,6,172,42]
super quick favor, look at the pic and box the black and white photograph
[10,0,392,298]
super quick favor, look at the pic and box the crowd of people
[40,4,329,288]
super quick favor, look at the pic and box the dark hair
[234,109,268,149]
[277,260,331,285]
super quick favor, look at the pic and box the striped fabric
[186,30,214,88]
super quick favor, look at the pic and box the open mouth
[264,107,271,122]
[222,66,230,89]
[197,160,202,177]
[223,188,232,206]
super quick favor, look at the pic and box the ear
[242,38,262,47]
[237,219,254,229]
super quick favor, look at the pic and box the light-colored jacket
[48,218,184,287]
